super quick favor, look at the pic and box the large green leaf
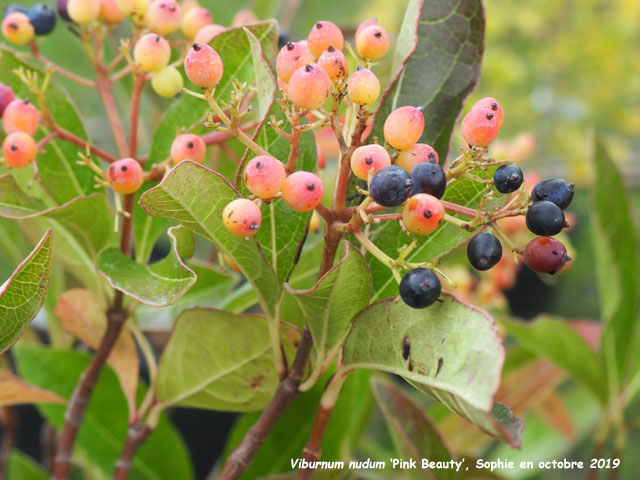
[6,451,48,480]
[155,308,296,412]
[139,161,280,316]
[133,183,168,264]
[0,229,52,353]
[372,0,485,159]
[342,294,522,447]
[14,346,194,480]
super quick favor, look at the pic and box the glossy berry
[145,0,181,35]
[493,164,523,194]
[461,108,499,147]
[282,171,324,212]
[472,97,504,128]
[467,232,502,271]
[2,12,35,45]
[194,23,225,44]
[181,6,212,39]
[3,4,29,16]
[0,84,16,118]
[318,46,348,80]
[526,200,568,236]
[222,198,262,237]
[28,4,56,35]
[355,25,389,61]
[396,143,438,172]
[403,193,444,235]
[276,41,314,84]
[243,155,286,199]
[151,66,183,98]
[57,0,71,21]
[399,268,441,309]
[67,0,100,24]
[107,158,144,194]
[307,21,343,58]
[184,43,223,89]
[369,165,413,207]
[3,132,37,168]
[287,64,331,110]
[3,99,39,136]
[410,162,446,198]
[133,34,171,73]
[170,133,206,164]
[524,237,570,274]
[350,144,390,181]
[347,67,380,105]
[531,178,575,210]
[383,106,425,151]
[100,0,127,23]
[355,17,379,42]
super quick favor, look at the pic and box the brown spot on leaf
[402,337,410,362]
[436,357,443,377]
[249,375,265,390]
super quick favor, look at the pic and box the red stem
[295,406,333,480]
[36,130,59,149]
[129,72,146,158]
[112,423,152,480]
[53,127,118,163]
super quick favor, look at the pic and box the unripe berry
[243,155,286,199]
[276,42,314,84]
[402,193,444,235]
[350,144,390,181]
[531,178,575,210]
[170,133,206,164]
[383,106,424,151]
[461,108,499,147]
[369,165,413,207]
[145,0,181,35]
[287,64,331,110]
[3,99,40,136]
[467,232,502,271]
[181,7,212,39]
[180,0,199,14]
[493,164,523,194]
[67,0,101,24]
[3,132,37,168]
[347,67,380,105]
[0,84,16,118]
[151,66,184,98]
[2,12,35,45]
[355,25,389,61]
[222,198,262,237]
[524,236,570,275]
[231,9,257,27]
[526,200,568,236]
[184,43,224,89]
[100,0,127,23]
[28,4,57,35]
[472,97,504,128]
[307,21,343,58]
[282,171,324,212]
[318,46,348,80]
[396,143,438,172]
[116,0,149,16]
[355,17,379,42]
[108,158,144,194]
[133,33,171,73]
[309,210,321,233]
[193,24,225,44]
[410,162,446,198]
[399,268,441,309]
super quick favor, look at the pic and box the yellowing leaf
[0,369,65,407]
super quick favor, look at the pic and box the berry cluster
[1,84,40,169]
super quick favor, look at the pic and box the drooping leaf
[0,369,65,407]
[0,229,52,353]
[342,294,522,448]
[97,226,197,307]
[6,451,48,480]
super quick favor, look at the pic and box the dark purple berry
[526,201,568,236]
[369,165,413,207]
[3,4,28,17]
[410,162,446,198]
[467,232,502,271]
[28,4,56,35]
[399,268,441,309]
[57,0,70,21]
[493,164,523,194]
[531,178,575,210]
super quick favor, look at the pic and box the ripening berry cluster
[1,83,41,168]
[2,3,56,45]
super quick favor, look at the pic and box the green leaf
[133,183,168,264]
[501,316,607,403]
[342,294,523,448]
[6,451,48,480]
[371,376,459,480]
[97,226,197,307]
[139,161,279,316]
[0,229,52,353]
[14,345,194,480]
[155,308,296,412]
[372,0,485,159]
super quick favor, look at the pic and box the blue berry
[410,162,446,198]
[3,4,28,17]
[28,3,56,35]
[493,164,523,194]
[399,268,441,309]
[531,178,574,210]
[526,201,568,236]
[369,165,413,207]
[467,232,502,271]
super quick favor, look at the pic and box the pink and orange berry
[307,21,344,58]
[170,133,206,164]
[287,64,331,110]
[276,42,314,84]
[3,132,38,168]
[243,156,286,199]
[181,7,212,39]
[383,106,425,150]
[107,158,144,194]
[133,34,171,72]
[350,144,390,181]
[0,84,16,118]
[67,0,101,24]
[222,198,262,238]
[347,67,380,105]
[2,11,35,45]
[145,0,181,34]
[318,46,349,80]
[194,24,225,44]
[461,107,500,147]
[282,171,324,212]
[355,25,390,61]
[396,143,438,173]
[100,0,128,23]
[184,43,224,89]
[355,18,380,42]
[402,193,445,235]
[3,99,39,136]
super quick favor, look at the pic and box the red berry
[67,0,100,24]
[287,64,331,110]
[276,41,314,84]
[318,46,348,80]
[108,158,144,194]
[145,0,181,34]
[193,24,225,44]
[222,198,261,237]
[396,143,438,172]
[0,84,16,118]
[383,106,424,151]
[282,171,324,212]
[402,193,444,235]
[170,133,206,164]
[2,12,35,45]
[184,43,223,89]
[3,99,39,136]
[347,67,380,105]
[133,33,171,72]
[523,236,570,275]
[243,155,286,199]
[355,17,379,42]
[181,6,212,39]
[350,143,390,181]
[355,25,389,61]
[3,132,37,168]
[100,0,127,23]
[472,97,504,128]
[307,21,343,58]
[461,107,499,147]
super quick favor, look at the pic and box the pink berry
[231,9,257,27]
[307,21,344,58]
[3,132,37,168]
[100,0,127,23]
[145,0,181,35]
[287,64,331,110]
[355,17,379,42]
[0,84,16,118]
[347,67,380,105]
[383,106,424,151]
[318,46,348,80]
[181,6,212,39]
[2,99,39,136]
[276,41,314,84]
[402,193,444,235]
[282,171,324,212]
[350,144,390,181]
[67,0,101,24]
[193,24,225,44]
[243,155,286,199]
[524,236,570,275]
[461,108,500,147]
[396,143,439,173]
[222,198,261,237]
[355,25,389,61]
[184,43,224,89]
[107,158,144,194]
[170,133,206,164]
[133,33,171,72]
[2,12,35,45]
[472,97,504,128]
